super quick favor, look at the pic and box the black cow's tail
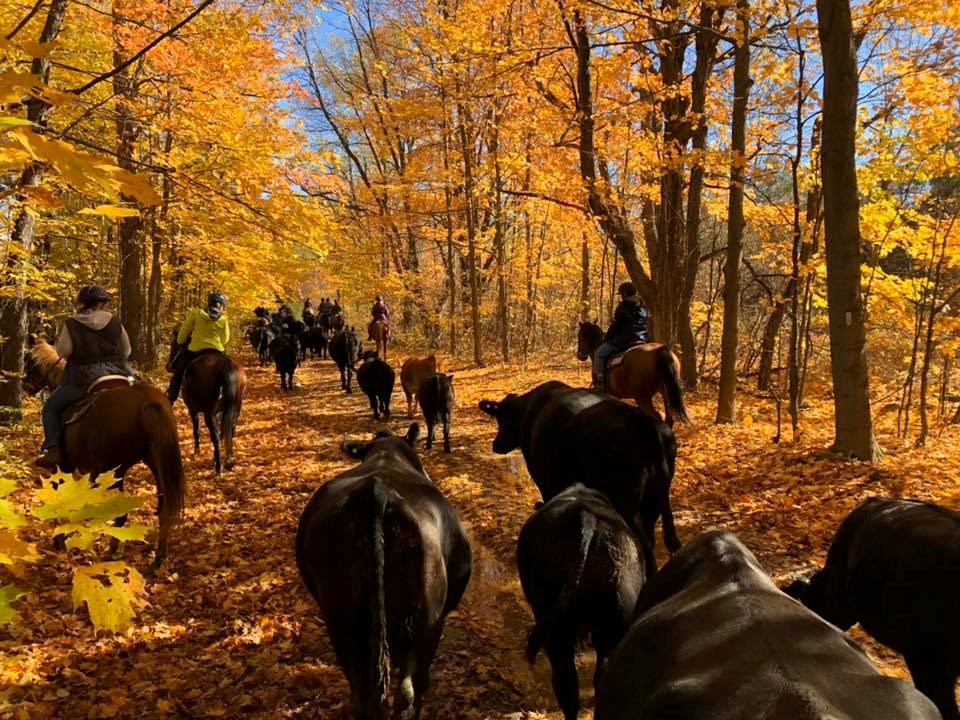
[655,346,690,425]
[526,510,596,663]
[369,478,391,712]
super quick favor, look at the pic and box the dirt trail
[4,348,940,719]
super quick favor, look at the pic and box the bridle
[25,352,65,394]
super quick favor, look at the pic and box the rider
[319,297,332,314]
[167,292,230,404]
[369,294,390,341]
[303,298,314,313]
[34,285,133,470]
[592,281,649,393]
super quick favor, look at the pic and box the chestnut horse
[22,338,185,570]
[576,320,690,427]
[167,331,246,474]
[400,354,440,417]
[368,319,390,360]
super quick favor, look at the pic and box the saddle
[64,375,135,426]
[606,342,646,371]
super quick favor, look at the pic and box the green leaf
[0,477,17,498]
[72,562,149,632]
[0,116,33,133]
[0,585,24,625]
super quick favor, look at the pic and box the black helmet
[208,292,228,308]
[77,285,112,306]
[617,281,637,297]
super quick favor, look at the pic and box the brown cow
[400,355,440,417]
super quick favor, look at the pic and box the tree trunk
[113,9,147,363]
[816,0,881,459]
[579,233,590,321]
[0,0,70,414]
[716,0,750,424]
[456,100,483,366]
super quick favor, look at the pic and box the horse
[575,320,689,427]
[22,337,185,570]
[369,319,391,360]
[167,331,246,475]
[329,327,362,393]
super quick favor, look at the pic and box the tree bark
[0,0,70,414]
[716,0,750,424]
[816,0,881,459]
[579,233,590,321]
[456,99,483,366]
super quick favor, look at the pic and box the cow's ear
[405,422,421,445]
[341,441,370,460]
[447,374,454,383]
[478,400,499,416]
[781,578,809,600]
[593,318,599,325]
[27,333,37,347]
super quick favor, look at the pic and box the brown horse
[167,331,246,474]
[400,354,440,417]
[368,319,390,360]
[22,338,185,570]
[576,320,690,427]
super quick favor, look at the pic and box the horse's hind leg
[190,412,201,453]
[204,411,221,475]
[660,489,681,553]
[636,395,663,423]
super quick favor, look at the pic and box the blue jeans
[593,342,618,379]
[41,384,87,449]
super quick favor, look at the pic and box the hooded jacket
[56,309,133,386]
[178,307,230,352]
[604,298,649,349]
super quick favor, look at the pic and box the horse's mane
[29,339,63,372]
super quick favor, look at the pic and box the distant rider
[34,285,133,470]
[592,281,649,393]
[167,292,230,404]
[369,294,390,340]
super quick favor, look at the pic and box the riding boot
[33,446,63,472]
[166,372,183,405]
[591,375,606,394]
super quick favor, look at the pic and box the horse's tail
[655,346,690,425]
[141,401,185,530]
[526,508,596,663]
[218,357,244,463]
[369,477,391,713]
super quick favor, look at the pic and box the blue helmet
[207,292,228,308]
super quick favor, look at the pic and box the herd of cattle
[245,314,958,719]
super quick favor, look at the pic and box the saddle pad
[65,376,134,425]
[607,342,646,370]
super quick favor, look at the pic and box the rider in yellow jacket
[167,292,230,403]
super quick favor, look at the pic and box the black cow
[417,373,455,453]
[300,326,328,360]
[329,327,362,393]
[356,350,395,420]
[596,530,940,720]
[519,484,646,720]
[295,424,472,720]
[784,497,960,720]
[479,381,677,570]
[269,333,299,390]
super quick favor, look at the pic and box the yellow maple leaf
[72,562,149,633]
[78,205,140,219]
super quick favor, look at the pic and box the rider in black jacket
[592,281,649,392]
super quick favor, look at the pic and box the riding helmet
[208,292,228,308]
[617,281,638,297]
[77,285,112,306]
